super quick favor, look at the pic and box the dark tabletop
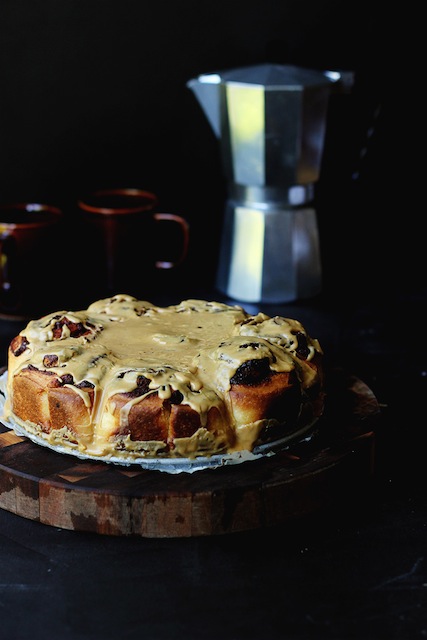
[1,1,423,636]
[1,276,426,640]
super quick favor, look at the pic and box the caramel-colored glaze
[4,294,323,460]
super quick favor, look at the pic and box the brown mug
[0,203,63,319]
[77,188,190,299]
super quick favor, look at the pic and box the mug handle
[153,213,190,269]
[0,231,21,312]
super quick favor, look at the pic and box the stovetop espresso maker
[187,63,352,303]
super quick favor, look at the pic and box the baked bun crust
[4,295,324,461]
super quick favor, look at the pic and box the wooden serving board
[0,369,379,538]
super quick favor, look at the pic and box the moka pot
[187,63,352,303]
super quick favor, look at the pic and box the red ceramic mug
[0,202,63,318]
[77,188,190,297]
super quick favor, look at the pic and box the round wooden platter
[0,369,379,538]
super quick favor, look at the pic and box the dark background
[0,1,420,307]
[1,5,427,640]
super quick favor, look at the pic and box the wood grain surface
[0,369,379,538]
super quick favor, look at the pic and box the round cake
[3,294,324,463]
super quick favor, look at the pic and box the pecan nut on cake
[3,294,325,462]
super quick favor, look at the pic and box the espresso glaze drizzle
[4,295,323,459]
